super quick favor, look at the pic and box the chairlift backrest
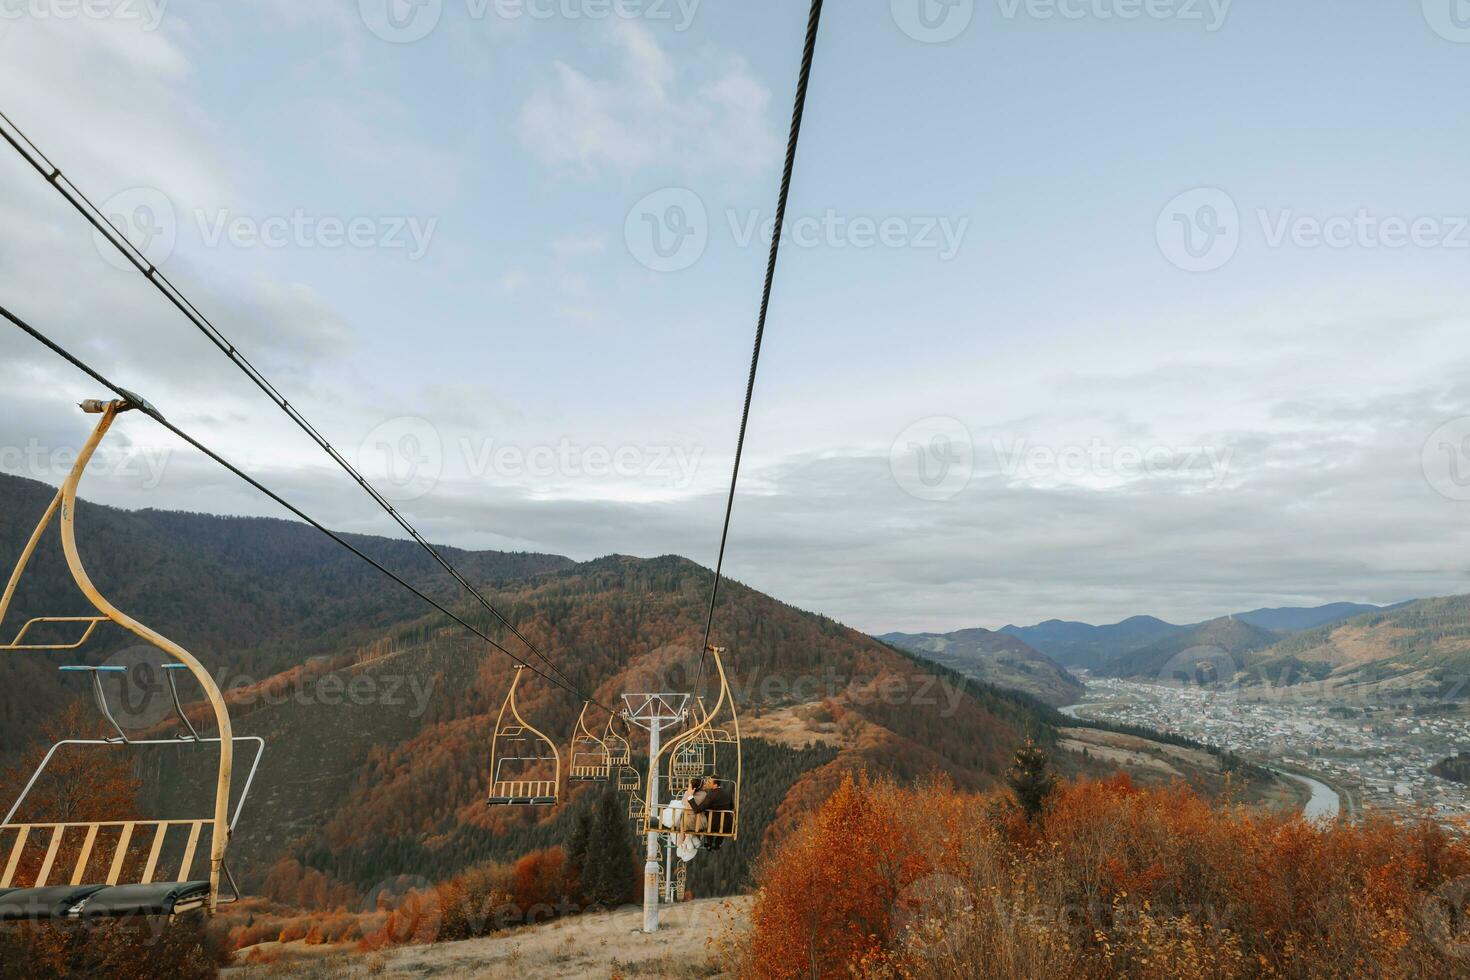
[487,666,561,806]
[0,400,253,918]
[604,714,632,767]
[568,702,611,782]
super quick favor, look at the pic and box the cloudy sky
[3,1,1470,634]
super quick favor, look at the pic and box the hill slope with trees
[877,627,1084,705]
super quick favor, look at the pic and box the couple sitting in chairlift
[663,774,732,862]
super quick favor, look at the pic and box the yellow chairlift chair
[644,647,742,842]
[487,666,560,806]
[568,702,611,782]
[0,398,263,920]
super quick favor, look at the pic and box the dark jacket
[691,784,734,813]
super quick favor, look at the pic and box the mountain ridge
[876,627,1084,705]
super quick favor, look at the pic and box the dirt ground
[229,896,749,980]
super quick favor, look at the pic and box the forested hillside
[1243,595,1470,696]
[0,472,571,756]
[878,627,1084,705]
[0,478,1050,908]
[1099,616,1279,680]
[222,554,1045,898]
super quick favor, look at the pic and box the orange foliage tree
[744,772,1470,979]
[745,772,961,979]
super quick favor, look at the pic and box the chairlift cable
[0,301,613,710]
[0,108,583,699]
[695,0,826,692]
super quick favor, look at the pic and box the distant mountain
[1098,617,1281,681]
[1233,602,1395,633]
[1243,596,1470,696]
[1003,603,1405,673]
[1000,616,1186,671]
[877,627,1085,706]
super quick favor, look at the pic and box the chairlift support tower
[621,692,689,934]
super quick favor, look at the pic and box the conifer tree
[582,787,636,907]
[1006,737,1056,821]
[565,806,594,896]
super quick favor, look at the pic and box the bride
[658,777,706,862]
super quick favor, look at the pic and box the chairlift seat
[75,880,211,918]
[0,884,106,921]
[487,783,558,806]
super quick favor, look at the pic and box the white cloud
[518,22,776,175]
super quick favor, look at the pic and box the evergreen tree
[565,806,594,895]
[1005,737,1056,821]
[582,787,636,907]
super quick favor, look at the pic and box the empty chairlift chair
[604,713,632,768]
[0,398,264,920]
[667,697,715,795]
[568,703,610,782]
[487,666,560,806]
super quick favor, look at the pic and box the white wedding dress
[660,797,703,862]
